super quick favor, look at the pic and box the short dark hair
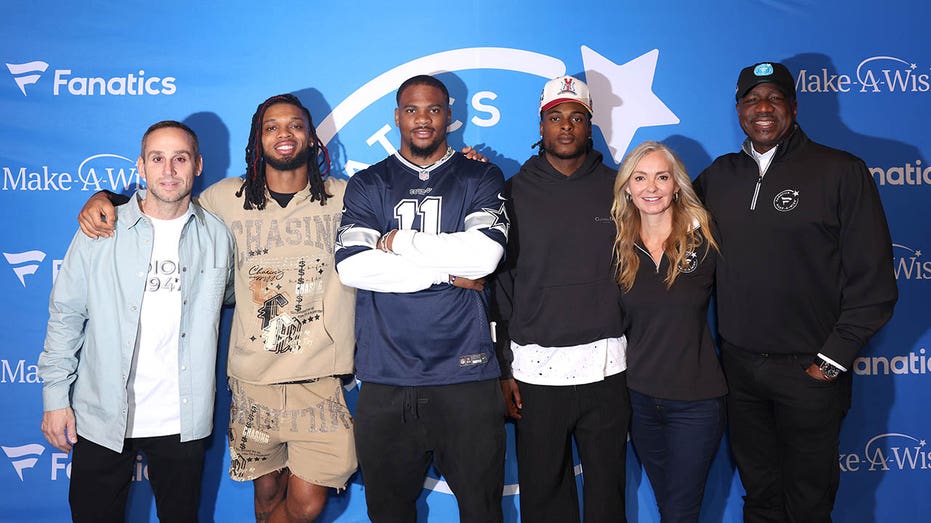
[396,75,450,106]
[141,120,200,158]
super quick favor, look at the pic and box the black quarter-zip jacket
[695,126,897,369]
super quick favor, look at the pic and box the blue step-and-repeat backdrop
[2,2,928,521]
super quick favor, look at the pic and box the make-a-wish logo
[6,58,176,97]
[1,444,45,481]
[0,359,40,384]
[5,61,49,96]
[893,243,931,280]
[796,56,930,94]
[3,250,46,287]
[2,153,141,192]
[840,433,930,472]
[317,46,679,176]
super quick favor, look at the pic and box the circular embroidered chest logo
[773,189,800,212]
[678,249,699,273]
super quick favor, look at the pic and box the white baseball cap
[539,75,592,114]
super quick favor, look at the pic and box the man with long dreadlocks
[490,76,630,523]
[335,75,510,522]
[77,94,356,522]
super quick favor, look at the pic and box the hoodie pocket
[526,279,621,345]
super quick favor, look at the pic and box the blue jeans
[629,389,725,523]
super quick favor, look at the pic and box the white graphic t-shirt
[126,213,186,438]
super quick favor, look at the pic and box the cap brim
[540,97,593,114]
[737,79,795,100]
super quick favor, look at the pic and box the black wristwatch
[815,357,841,380]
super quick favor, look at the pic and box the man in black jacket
[493,76,629,523]
[695,62,898,523]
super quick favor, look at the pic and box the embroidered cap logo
[754,63,774,76]
[559,77,576,94]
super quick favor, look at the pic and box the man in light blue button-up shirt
[38,121,234,522]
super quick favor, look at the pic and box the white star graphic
[482,202,510,237]
[336,223,354,250]
[582,47,680,164]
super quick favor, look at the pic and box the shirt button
[181,366,187,371]
[182,399,188,404]
[131,306,137,311]
[181,332,186,338]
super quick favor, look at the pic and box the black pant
[514,372,630,523]
[722,342,850,523]
[354,379,506,523]
[69,435,206,523]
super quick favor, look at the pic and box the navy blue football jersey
[336,151,509,386]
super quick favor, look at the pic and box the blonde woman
[612,141,727,523]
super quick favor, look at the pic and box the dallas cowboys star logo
[482,194,510,237]
[336,223,354,250]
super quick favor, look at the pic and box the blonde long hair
[611,141,718,291]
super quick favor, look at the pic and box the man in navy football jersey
[336,74,510,523]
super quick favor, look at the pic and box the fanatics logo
[677,249,699,273]
[5,60,49,96]
[1,443,45,481]
[5,59,177,97]
[853,347,931,376]
[3,249,46,287]
[773,189,799,212]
